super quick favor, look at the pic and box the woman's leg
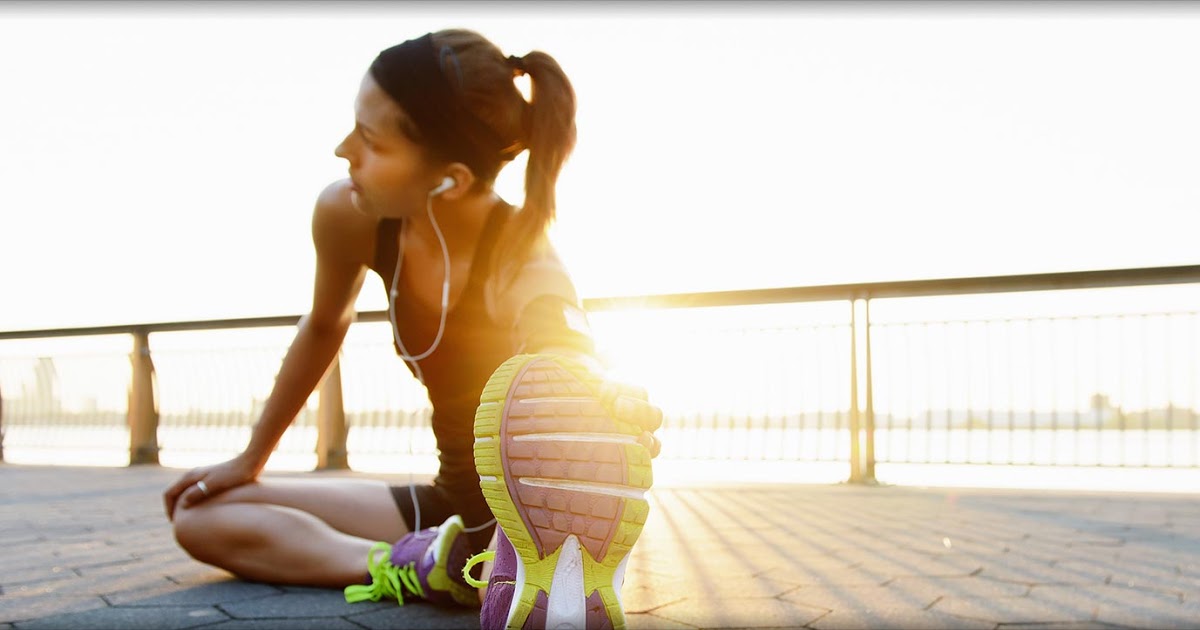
[171,477,408,587]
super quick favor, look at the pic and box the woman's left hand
[597,379,663,459]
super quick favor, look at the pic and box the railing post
[316,355,349,470]
[863,298,877,483]
[127,330,160,465]
[848,299,863,483]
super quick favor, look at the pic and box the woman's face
[334,73,439,218]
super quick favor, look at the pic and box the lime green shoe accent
[343,541,425,605]
[461,549,496,589]
[423,515,481,607]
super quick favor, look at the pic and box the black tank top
[369,201,517,491]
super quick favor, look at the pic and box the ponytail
[424,30,577,275]
[501,50,577,273]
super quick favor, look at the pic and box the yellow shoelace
[461,549,496,589]
[344,541,426,605]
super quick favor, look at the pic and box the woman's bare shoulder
[312,179,378,268]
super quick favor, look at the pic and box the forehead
[355,73,411,135]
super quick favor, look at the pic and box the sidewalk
[1,463,1198,629]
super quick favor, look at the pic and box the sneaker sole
[474,354,652,630]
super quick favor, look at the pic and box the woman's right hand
[162,454,260,521]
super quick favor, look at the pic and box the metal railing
[1,264,1198,482]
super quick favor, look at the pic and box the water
[5,425,1197,493]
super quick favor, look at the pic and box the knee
[171,504,202,553]
[172,503,224,564]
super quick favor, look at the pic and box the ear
[438,163,476,200]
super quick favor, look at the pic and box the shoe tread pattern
[475,355,651,630]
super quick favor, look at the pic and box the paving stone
[975,557,1110,586]
[783,584,941,612]
[348,603,480,629]
[200,617,375,630]
[1032,585,1200,628]
[621,581,689,614]
[128,547,197,565]
[838,549,983,579]
[933,594,1096,624]
[105,578,283,606]
[758,560,884,587]
[1005,540,1075,564]
[0,565,80,587]
[1105,564,1200,596]
[0,549,56,573]
[1091,592,1200,628]
[1061,535,1126,548]
[273,585,343,595]
[0,532,42,547]
[5,574,167,599]
[924,550,996,574]
[810,608,995,630]
[1108,546,1183,567]
[218,591,392,619]
[883,575,1029,600]
[676,549,787,579]
[627,612,699,629]
[12,605,227,629]
[911,538,1010,556]
[1028,584,1183,611]
[72,557,148,577]
[30,570,151,597]
[997,623,1136,630]
[652,597,827,629]
[0,595,108,625]
[1043,560,1117,584]
[6,465,1200,629]
[655,572,803,600]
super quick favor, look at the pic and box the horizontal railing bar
[0,315,306,340]
[582,265,1200,310]
[2,264,1198,340]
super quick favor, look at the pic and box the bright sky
[2,2,1199,332]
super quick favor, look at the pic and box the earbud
[431,177,455,196]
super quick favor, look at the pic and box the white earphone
[431,176,455,196]
[387,176,456,383]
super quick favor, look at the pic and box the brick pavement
[1,463,1198,629]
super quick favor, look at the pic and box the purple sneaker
[471,354,653,629]
[344,514,478,607]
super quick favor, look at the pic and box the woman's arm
[240,182,372,470]
[164,181,374,517]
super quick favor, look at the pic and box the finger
[182,486,199,509]
[184,477,218,506]
[181,483,210,510]
[613,395,663,433]
[598,380,649,405]
[163,473,199,520]
[638,432,662,459]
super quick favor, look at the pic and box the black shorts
[389,482,496,552]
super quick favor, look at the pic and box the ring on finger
[196,480,210,496]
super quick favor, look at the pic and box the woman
[162,29,661,630]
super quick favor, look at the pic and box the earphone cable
[388,192,451,373]
[391,188,452,532]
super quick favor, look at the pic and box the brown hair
[429,29,577,276]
